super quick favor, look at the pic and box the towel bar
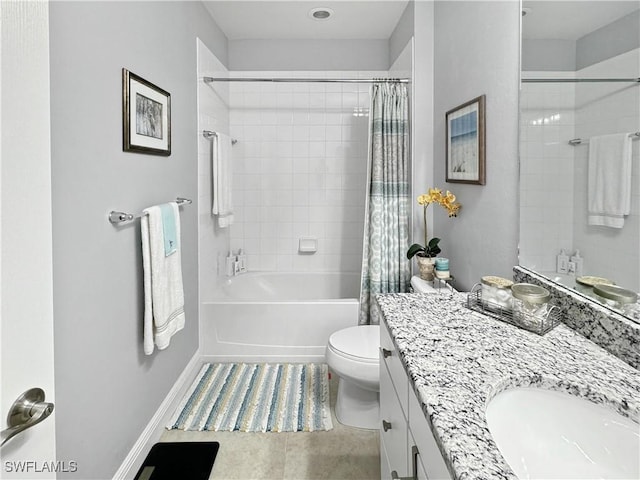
[109,197,192,225]
[202,130,237,145]
[569,131,640,146]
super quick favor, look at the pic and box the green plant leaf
[428,237,441,248]
[406,243,425,259]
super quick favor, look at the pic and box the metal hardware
[204,76,410,84]
[202,130,237,145]
[382,420,392,432]
[389,447,419,480]
[410,445,419,480]
[523,77,640,83]
[569,131,640,146]
[108,197,192,225]
[1,388,54,447]
[381,348,392,359]
[391,471,414,480]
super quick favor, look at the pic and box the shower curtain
[358,82,410,325]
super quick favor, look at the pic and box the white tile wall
[197,39,231,299]
[519,71,576,272]
[573,49,640,289]
[228,70,387,273]
[520,49,640,291]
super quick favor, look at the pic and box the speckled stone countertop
[376,292,640,480]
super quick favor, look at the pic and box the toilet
[326,325,380,429]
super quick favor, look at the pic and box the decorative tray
[466,283,561,335]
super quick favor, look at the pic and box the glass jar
[511,283,551,331]
[481,276,514,311]
[575,276,614,299]
[592,284,638,314]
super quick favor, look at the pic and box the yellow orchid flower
[417,194,430,206]
[444,191,456,203]
[407,187,462,260]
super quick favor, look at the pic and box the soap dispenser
[556,249,569,274]
[570,250,584,276]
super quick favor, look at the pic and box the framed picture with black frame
[445,94,485,185]
[122,69,171,156]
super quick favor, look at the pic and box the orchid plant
[407,188,461,259]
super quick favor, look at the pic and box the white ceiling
[202,0,410,40]
[203,1,638,42]
[523,1,639,40]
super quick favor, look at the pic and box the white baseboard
[112,350,203,480]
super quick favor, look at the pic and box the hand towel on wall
[588,133,633,228]
[141,202,185,355]
[211,132,234,228]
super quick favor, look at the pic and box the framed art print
[446,95,485,185]
[122,69,171,156]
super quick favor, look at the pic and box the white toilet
[326,325,380,429]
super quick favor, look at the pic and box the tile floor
[160,371,381,480]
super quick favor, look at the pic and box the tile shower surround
[519,73,576,273]
[228,71,387,273]
[520,49,640,287]
[514,266,640,369]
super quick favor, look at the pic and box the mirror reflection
[519,1,640,321]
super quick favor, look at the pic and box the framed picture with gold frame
[445,95,485,185]
[122,69,171,156]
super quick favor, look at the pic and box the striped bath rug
[167,363,333,433]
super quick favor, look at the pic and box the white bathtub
[200,272,361,363]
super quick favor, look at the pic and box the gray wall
[433,1,520,291]
[228,39,389,71]
[577,9,640,70]
[49,2,226,478]
[389,1,415,68]
[412,0,436,263]
[523,9,640,72]
[522,39,576,71]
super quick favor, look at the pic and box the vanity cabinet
[380,322,452,480]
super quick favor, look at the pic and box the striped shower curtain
[358,82,410,325]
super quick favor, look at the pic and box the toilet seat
[328,325,378,363]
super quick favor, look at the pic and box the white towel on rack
[587,133,633,228]
[211,132,234,228]
[141,202,185,355]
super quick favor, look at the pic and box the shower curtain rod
[522,77,640,83]
[204,76,410,84]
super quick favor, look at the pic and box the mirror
[519,1,640,321]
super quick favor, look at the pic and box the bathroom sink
[485,387,639,479]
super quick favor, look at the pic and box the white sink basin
[486,387,639,479]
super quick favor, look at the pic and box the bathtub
[200,272,361,363]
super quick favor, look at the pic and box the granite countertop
[376,292,640,480]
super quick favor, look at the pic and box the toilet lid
[329,325,379,361]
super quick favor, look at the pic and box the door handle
[1,388,54,447]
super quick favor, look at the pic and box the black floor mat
[134,442,219,480]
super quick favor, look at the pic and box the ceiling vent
[309,7,334,21]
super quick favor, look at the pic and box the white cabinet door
[408,388,451,480]
[381,323,408,415]
[380,360,409,479]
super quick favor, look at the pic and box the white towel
[212,132,234,228]
[587,133,633,228]
[141,202,185,355]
